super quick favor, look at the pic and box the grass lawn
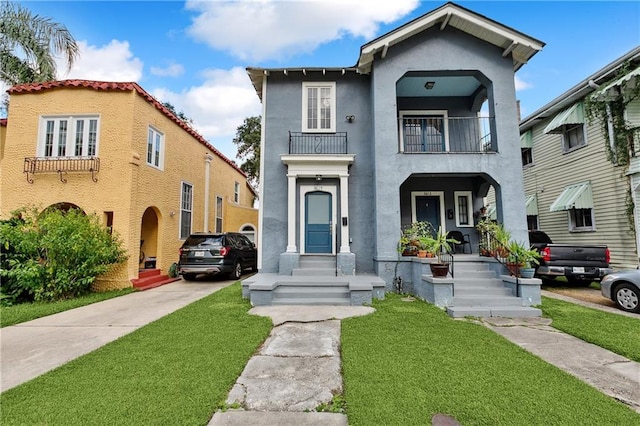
[540,296,640,362]
[0,288,135,328]
[0,284,272,425]
[341,293,640,425]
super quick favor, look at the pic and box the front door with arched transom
[305,191,332,253]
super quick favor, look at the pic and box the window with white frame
[147,126,164,169]
[522,147,533,166]
[562,124,586,152]
[399,110,448,153]
[241,225,256,242]
[215,196,223,233]
[180,182,193,239]
[302,82,336,133]
[569,208,594,232]
[454,191,473,227]
[39,116,99,157]
[527,215,539,231]
[234,181,240,203]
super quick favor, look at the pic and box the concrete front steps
[131,268,180,291]
[291,255,337,277]
[446,260,541,318]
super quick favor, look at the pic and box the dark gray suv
[178,232,257,281]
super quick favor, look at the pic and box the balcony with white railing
[399,116,495,153]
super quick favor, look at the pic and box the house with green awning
[519,46,640,269]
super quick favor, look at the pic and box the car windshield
[185,236,223,246]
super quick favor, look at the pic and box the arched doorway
[140,207,160,269]
[44,202,85,215]
[240,224,256,243]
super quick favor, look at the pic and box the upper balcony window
[147,126,164,169]
[302,82,335,133]
[39,116,99,157]
[543,102,587,153]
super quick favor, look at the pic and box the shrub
[0,207,127,304]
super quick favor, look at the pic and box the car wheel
[614,283,640,313]
[230,262,242,280]
[183,273,197,281]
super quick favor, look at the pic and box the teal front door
[416,195,440,232]
[305,191,332,253]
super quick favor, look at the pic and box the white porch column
[339,174,351,253]
[203,153,214,232]
[286,173,297,252]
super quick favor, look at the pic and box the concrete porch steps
[447,259,541,318]
[131,269,181,291]
[273,281,350,305]
[292,255,336,277]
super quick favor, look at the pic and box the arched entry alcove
[44,202,85,215]
[140,207,160,269]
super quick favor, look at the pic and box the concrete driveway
[0,279,234,393]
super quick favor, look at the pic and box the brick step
[133,276,181,291]
[137,268,162,279]
[131,269,180,291]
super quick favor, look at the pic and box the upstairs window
[302,82,336,133]
[234,181,240,203]
[522,147,533,166]
[39,116,99,157]
[569,208,595,232]
[180,182,193,239]
[562,124,586,152]
[147,126,164,169]
[215,196,223,233]
[399,111,448,153]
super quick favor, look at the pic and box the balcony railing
[289,132,348,154]
[399,116,495,153]
[24,156,100,183]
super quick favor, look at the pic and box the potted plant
[429,227,459,277]
[417,235,436,258]
[398,221,435,256]
[506,240,541,278]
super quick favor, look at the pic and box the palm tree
[0,1,79,86]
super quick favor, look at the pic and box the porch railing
[399,116,495,153]
[289,132,348,154]
[24,156,100,183]
[478,229,520,279]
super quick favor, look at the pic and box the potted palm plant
[429,227,459,277]
[506,240,541,278]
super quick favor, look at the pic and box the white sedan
[601,270,640,313]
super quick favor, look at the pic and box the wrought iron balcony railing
[399,116,495,153]
[289,131,348,154]
[24,156,100,183]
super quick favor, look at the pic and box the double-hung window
[302,82,336,133]
[562,124,586,152]
[39,116,99,157]
[215,196,223,233]
[147,126,164,169]
[234,181,240,203]
[180,182,193,239]
[454,191,473,227]
[569,208,594,232]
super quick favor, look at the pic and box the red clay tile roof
[7,80,246,177]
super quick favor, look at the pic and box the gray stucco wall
[371,26,529,262]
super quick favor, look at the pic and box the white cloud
[152,66,261,161]
[58,40,143,81]
[150,63,185,78]
[515,75,533,91]
[185,0,419,62]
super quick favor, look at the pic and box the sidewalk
[0,280,233,393]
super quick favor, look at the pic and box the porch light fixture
[345,115,355,123]
[315,175,322,181]
[169,211,176,217]
[424,81,435,90]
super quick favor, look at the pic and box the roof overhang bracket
[381,43,389,59]
[440,12,452,30]
[502,41,517,57]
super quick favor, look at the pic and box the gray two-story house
[244,2,545,316]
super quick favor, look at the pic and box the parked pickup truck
[528,230,613,285]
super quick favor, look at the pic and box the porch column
[339,174,351,253]
[286,173,297,252]
[203,153,214,232]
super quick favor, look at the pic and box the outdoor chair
[447,230,472,254]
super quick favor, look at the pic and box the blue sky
[11,1,640,162]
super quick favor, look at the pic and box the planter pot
[506,262,524,276]
[520,268,536,278]
[417,250,427,258]
[430,263,450,278]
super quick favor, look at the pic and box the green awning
[592,66,640,101]
[525,194,538,215]
[549,182,593,212]
[520,130,533,148]
[543,102,585,134]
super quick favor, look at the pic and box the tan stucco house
[0,80,258,289]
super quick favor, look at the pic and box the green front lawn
[1,288,134,328]
[341,293,639,425]
[540,296,640,362]
[0,284,272,425]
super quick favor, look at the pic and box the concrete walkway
[0,280,232,392]
[1,282,639,423]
